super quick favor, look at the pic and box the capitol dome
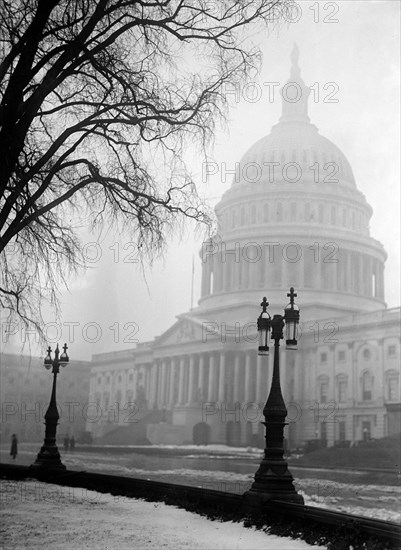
[237,120,356,188]
[233,43,355,189]
[198,45,387,321]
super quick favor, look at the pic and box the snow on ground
[0,480,325,550]
[2,445,400,523]
[84,444,263,455]
[59,458,401,523]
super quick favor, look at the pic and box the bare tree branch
[0,0,290,337]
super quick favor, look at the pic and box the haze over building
[86,48,400,448]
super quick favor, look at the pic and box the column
[315,246,322,289]
[198,354,205,401]
[187,355,197,404]
[379,263,385,299]
[233,353,241,402]
[358,254,364,295]
[281,251,288,290]
[201,260,208,297]
[214,258,222,293]
[256,354,264,403]
[241,253,248,289]
[160,359,167,406]
[222,258,229,291]
[133,367,138,400]
[150,363,158,409]
[332,251,338,291]
[169,357,177,407]
[232,255,237,290]
[258,244,265,287]
[244,351,252,402]
[144,365,150,402]
[207,354,217,401]
[345,250,353,292]
[374,260,380,298]
[178,357,185,405]
[218,352,226,401]
[264,244,271,287]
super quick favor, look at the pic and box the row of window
[318,370,399,403]
[96,370,144,386]
[222,201,368,232]
[317,420,375,442]
[320,345,397,364]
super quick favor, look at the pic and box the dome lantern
[279,43,311,125]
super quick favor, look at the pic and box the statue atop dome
[290,42,300,78]
[279,44,310,124]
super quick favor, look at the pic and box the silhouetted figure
[63,436,70,451]
[10,434,18,460]
[69,436,75,452]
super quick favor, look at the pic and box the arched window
[331,206,336,225]
[290,202,297,221]
[318,204,324,224]
[363,348,371,360]
[251,203,256,223]
[361,371,373,401]
[263,203,269,222]
[276,202,283,222]
[305,202,311,221]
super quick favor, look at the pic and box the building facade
[87,48,400,448]
[0,353,91,443]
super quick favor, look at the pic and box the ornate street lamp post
[245,288,304,505]
[32,343,69,469]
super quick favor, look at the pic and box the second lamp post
[245,287,304,505]
[32,343,69,469]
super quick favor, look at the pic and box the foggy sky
[3,0,399,360]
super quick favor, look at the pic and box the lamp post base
[32,445,66,470]
[244,454,304,506]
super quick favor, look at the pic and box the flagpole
[190,254,195,310]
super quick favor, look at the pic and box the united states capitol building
[87,48,400,448]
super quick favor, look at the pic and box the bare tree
[0,0,290,336]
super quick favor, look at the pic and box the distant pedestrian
[10,434,18,460]
[63,436,70,451]
[70,436,75,452]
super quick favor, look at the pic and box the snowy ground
[2,444,400,523]
[0,479,325,550]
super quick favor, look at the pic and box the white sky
[3,0,400,360]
